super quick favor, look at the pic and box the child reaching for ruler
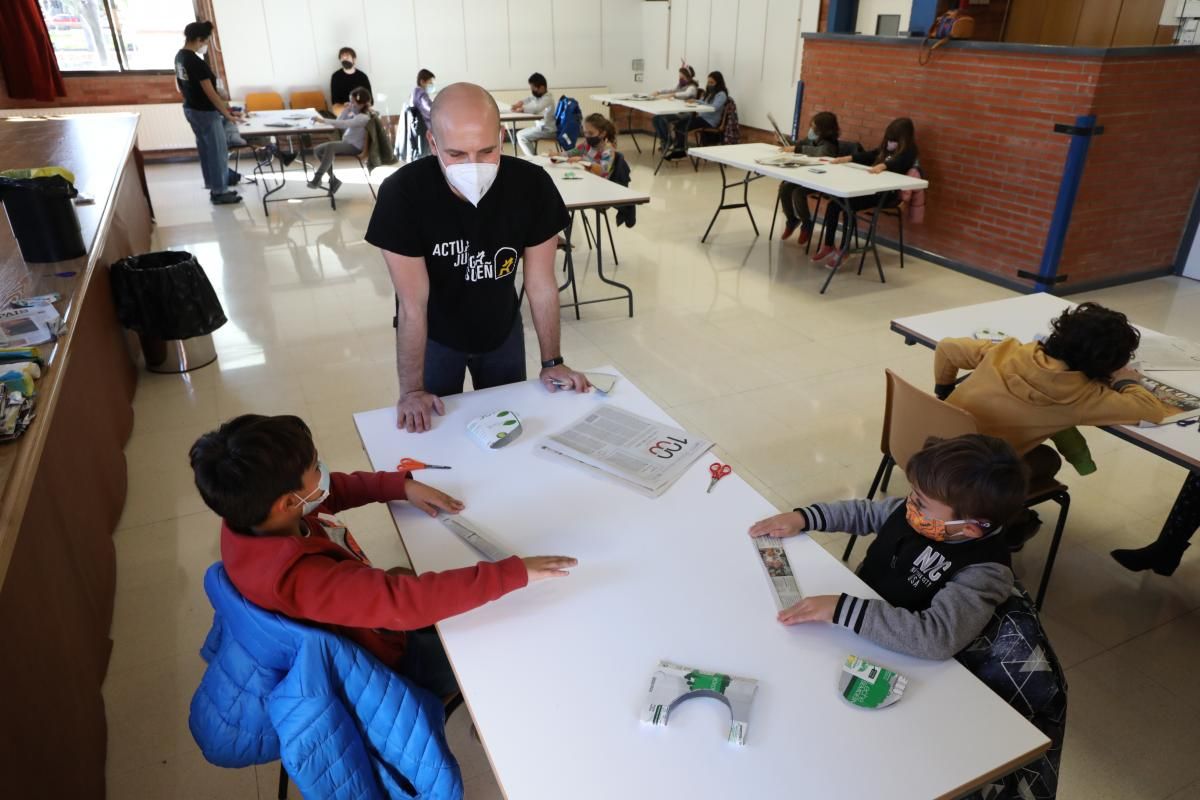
[747,434,1027,660]
[190,413,577,699]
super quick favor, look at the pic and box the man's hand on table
[404,479,464,517]
[540,364,591,393]
[396,390,445,432]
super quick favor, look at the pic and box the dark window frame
[37,0,196,74]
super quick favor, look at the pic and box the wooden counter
[0,113,151,798]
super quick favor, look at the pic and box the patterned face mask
[905,495,990,542]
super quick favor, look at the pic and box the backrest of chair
[290,89,327,112]
[245,92,285,112]
[609,151,631,186]
[883,368,978,470]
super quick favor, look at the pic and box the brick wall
[1060,52,1200,285]
[0,70,179,109]
[801,38,1097,284]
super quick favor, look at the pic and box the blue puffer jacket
[189,563,463,800]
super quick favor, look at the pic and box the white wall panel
[212,0,273,95]
[551,0,603,87]
[307,0,373,89]
[362,0,419,112]
[261,0,322,97]
[684,0,712,68]
[508,0,555,85]
[708,0,740,76]
[414,0,468,78]
[464,0,513,80]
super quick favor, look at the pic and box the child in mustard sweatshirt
[933,302,1167,546]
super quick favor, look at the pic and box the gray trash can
[110,250,226,373]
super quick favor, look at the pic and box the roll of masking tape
[467,409,523,450]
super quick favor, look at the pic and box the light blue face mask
[807,126,816,141]
[293,460,331,515]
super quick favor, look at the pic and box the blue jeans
[183,107,229,196]
[423,315,526,397]
[653,114,682,147]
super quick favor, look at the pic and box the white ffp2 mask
[437,144,500,207]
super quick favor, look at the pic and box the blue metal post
[1034,115,1100,292]
[909,0,939,35]
[826,0,859,33]
[791,81,804,141]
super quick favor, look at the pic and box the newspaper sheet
[0,306,61,348]
[754,536,803,610]
[540,406,713,497]
[1135,335,1200,371]
[1138,376,1200,425]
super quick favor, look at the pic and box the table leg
[701,164,759,243]
[819,197,853,294]
[628,107,641,154]
[558,211,581,320]
[592,207,634,318]
[855,194,886,284]
[509,122,519,156]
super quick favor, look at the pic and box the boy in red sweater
[190,414,577,699]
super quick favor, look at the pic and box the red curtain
[0,0,67,101]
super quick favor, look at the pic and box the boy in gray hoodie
[749,434,1028,659]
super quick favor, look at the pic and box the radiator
[0,103,194,151]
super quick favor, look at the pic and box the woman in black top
[779,111,840,245]
[813,117,919,269]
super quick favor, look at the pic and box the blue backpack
[554,96,582,151]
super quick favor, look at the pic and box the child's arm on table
[750,497,905,540]
[321,470,463,516]
[780,563,1013,660]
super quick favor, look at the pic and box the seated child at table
[813,117,919,269]
[307,87,372,195]
[748,434,1026,660]
[778,111,840,245]
[562,113,618,178]
[651,63,700,148]
[190,413,577,698]
[933,302,1168,547]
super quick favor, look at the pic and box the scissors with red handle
[707,461,732,493]
[397,458,452,471]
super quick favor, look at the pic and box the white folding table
[591,93,714,157]
[688,143,929,294]
[528,156,650,319]
[354,372,1048,799]
[237,108,340,216]
[499,105,542,156]
[891,293,1200,473]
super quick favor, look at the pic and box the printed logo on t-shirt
[431,239,518,282]
[907,545,951,589]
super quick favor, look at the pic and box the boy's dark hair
[184,21,213,41]
[811,111,839,143]
[190,414,316,534]
[1041,302,1140,381]
[528,72,547,88]
[339,46,357,59]
[905,434,1028,527]
[417,68,435,84]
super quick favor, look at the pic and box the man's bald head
[429,82,500,143]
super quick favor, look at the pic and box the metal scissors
[1177,418,1200,430]
[397,458,452,471]
[707,461,732,493]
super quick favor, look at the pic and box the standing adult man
[511,72,557,156]
[365,82,589,433]
[175,21,241,205]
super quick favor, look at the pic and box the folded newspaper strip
[839,655,907,710]
[1137,376,1200,425]
[440,516,514,562]
[754,536,803,609]
[641,660,758,746]
[540,406,713,497]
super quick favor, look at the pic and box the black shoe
[210,191,242,205]
[280,151,297,167]
[663,149,687,161]
[328,176,342,195]
[1004,510,1042,552]
[1112,542,1190,576]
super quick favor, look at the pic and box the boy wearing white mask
[191,413,577,699]
[366,82,591,434]
[175,21,241,205]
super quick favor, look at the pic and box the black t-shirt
[331,70,372,105]
[365,155,569,353]
[175,49,216,111]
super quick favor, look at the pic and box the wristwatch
[541,356,564,369]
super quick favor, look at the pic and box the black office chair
[579,152,632,266]
[769,141,863,254]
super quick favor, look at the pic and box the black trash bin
[0,174,86,263]
[110,250,227,373]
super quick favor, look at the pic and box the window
[37,0,196,72]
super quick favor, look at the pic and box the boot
[1005,509,1042,552]
[1111,542,1190,576]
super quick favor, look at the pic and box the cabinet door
[1075,0,1123,45]
[1040,0,1085,44]
[1113,0,1165,45]
[1002,0,1047,43]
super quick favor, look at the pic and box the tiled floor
[104,139,1200,799]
